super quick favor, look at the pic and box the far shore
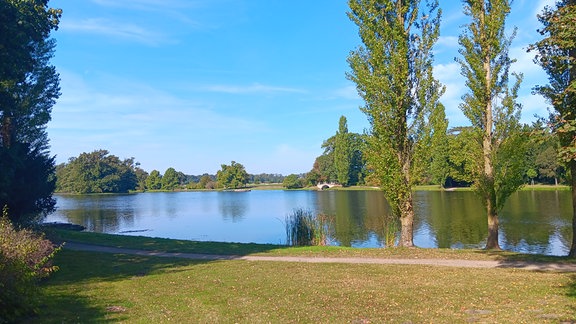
[53,183,570,195]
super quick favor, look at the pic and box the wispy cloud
[92,0,194,10]
[533,0,556,17]
[90,0,216,28]
[60,18,169,45]
[48,70,271,164]
[332,85,359,100]
[201,83,306,95]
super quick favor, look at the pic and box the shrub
[285,208,332,246]
[282,174,303,189]
[0,206,60,323]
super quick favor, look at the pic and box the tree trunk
[482,6,499,251]
[398,192,415,247]
[569,162,576,257]
[485,199,501,250]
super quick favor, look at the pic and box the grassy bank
[45,229,576,263]
[33,245,575,322]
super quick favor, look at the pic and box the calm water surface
[45,190,574,256]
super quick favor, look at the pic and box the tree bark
[485,199,501,250]
[398,191,415,247]
[569,162,576,257]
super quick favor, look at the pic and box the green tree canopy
[55,150,138,194]
[334,116,353,186]
[161,167,179,190]
[217,161,249,189]
[283,174,303,189]
[145,170,162,190]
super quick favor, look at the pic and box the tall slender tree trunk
[399,192,415,247]
[398,157,414,247]
[482,12,500,250]
[569,162,576,257]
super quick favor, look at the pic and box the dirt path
[63,242,576,272]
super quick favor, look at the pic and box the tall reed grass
[285,208,332,246]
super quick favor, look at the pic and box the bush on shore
[0,206,60,323]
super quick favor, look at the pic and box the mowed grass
[33,249,576,323]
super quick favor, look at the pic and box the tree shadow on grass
[32,249,213,323]
[45,228,286,256]
[477,249,576,270]
[568,274,576,301]
[29,289,121,323]
[565,275,576,322]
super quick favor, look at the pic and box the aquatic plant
[285,208,332,246]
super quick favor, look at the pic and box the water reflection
[46,189,573,255]
[53,194,137,233]
[416,191,487,249]
[218,192,248,222]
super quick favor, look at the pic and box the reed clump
[285,208,332,246]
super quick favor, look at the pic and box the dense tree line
[309,120,564,188]
[55,152,284,193]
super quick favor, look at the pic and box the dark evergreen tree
[0,0,62,225]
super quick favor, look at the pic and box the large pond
[45,190,574,256]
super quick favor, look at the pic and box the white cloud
[332,84,359,100]
[92,0,193,10]
[201,83,306,95]
[89,0,225,29]
[436,36,459,49]
[60,18,169,45]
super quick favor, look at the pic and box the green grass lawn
[33,249,576,323]
[27,230,576,322]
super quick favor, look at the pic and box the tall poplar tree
[457,0,526,250]
[530,0,576,257]
[334,115,352,186]
[347,0,445,247]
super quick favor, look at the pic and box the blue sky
[47,0,554,175]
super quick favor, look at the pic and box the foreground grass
[34,249,576,323]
